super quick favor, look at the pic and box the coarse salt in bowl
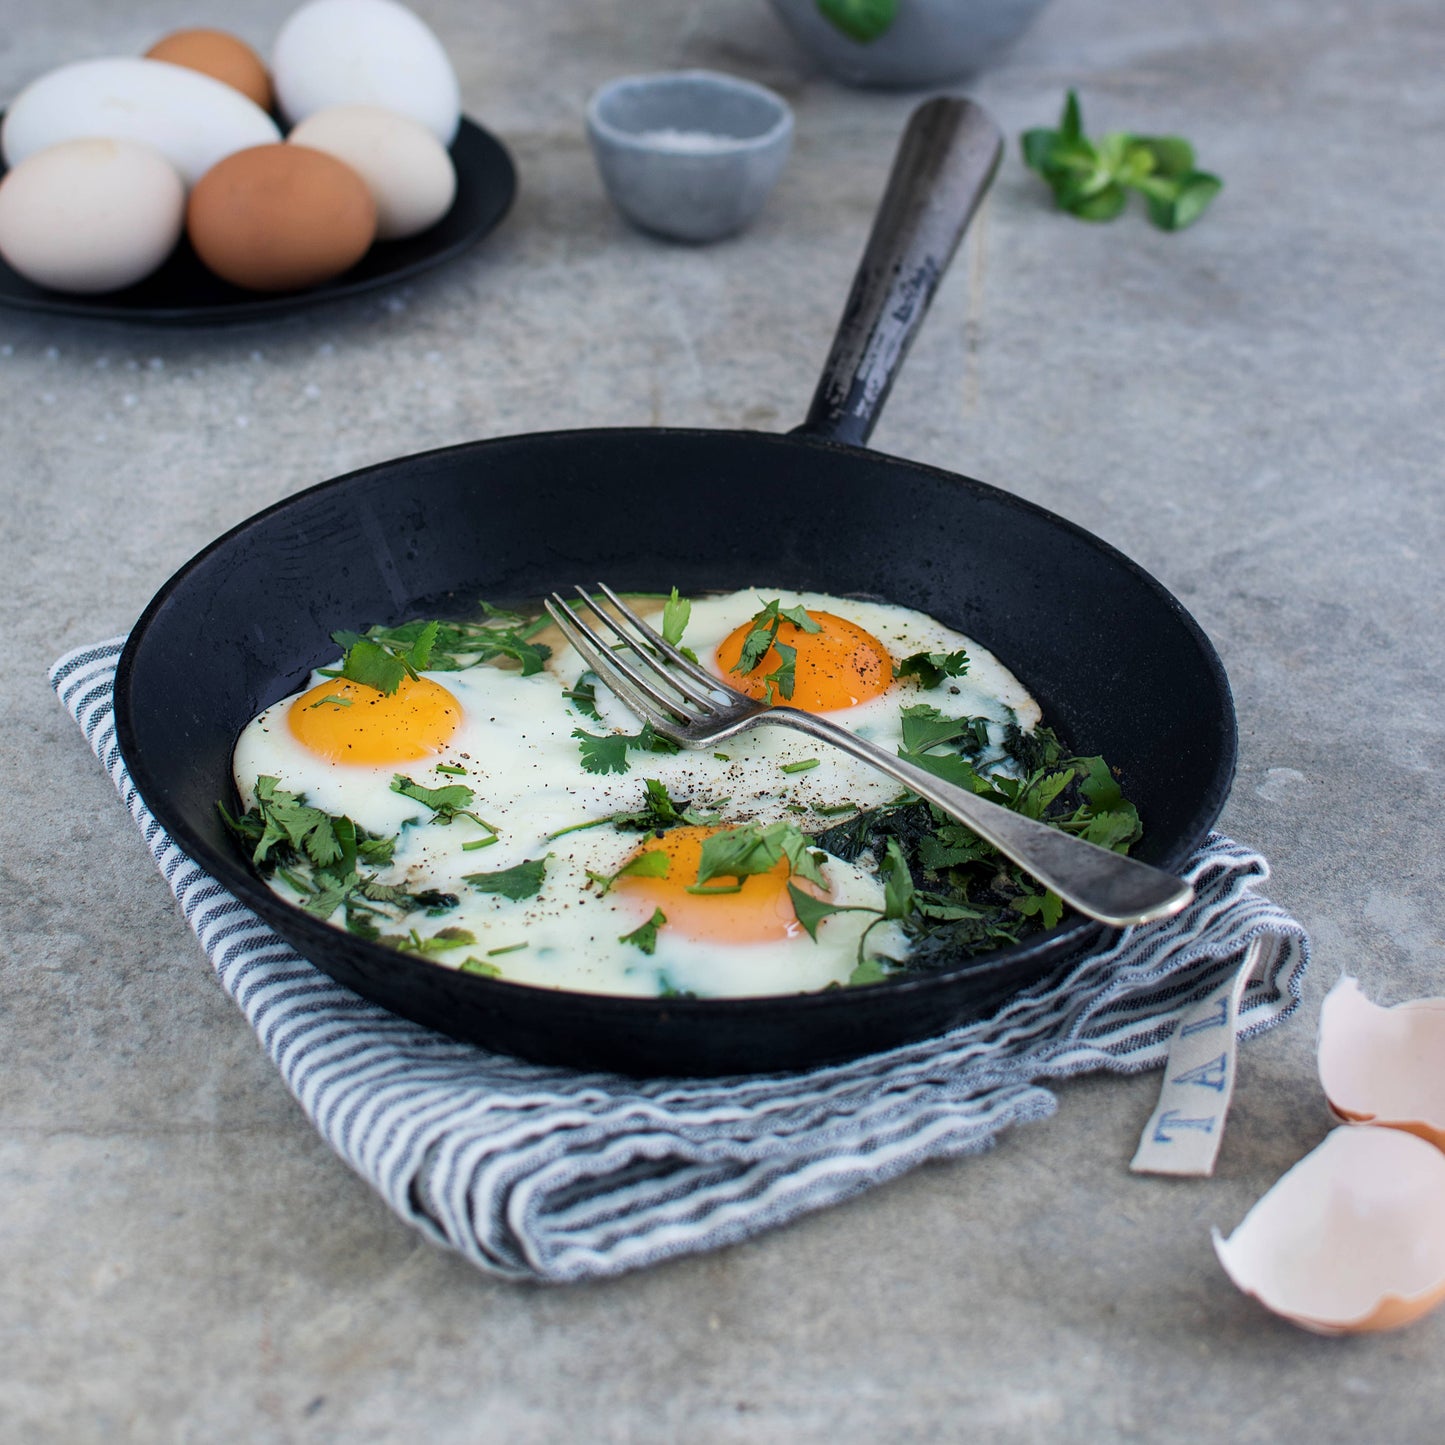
[586,69,794,243]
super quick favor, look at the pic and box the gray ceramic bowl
[768,0,1051,89]
[586,70,794,243]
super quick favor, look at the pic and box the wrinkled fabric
[53,639,1309,1283]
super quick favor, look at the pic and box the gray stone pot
[768,0,1051,88]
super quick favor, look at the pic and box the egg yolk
[613,824,829,944]
[287,675,461,764]
[714,610,893,712]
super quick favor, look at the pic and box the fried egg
[232,589,1041,998]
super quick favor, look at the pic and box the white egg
[231,590,1043,999]
[288,105,456,240]
[0,139,184,293]
[271,0,462,146]
[1,57,281,187]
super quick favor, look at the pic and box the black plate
[113,428,1236,1077]
[0,116,515,324]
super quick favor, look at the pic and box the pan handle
[796,96,1003,448]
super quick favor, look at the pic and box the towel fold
[53,638,1309,1283]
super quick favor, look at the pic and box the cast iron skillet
[114,100,1236,1076]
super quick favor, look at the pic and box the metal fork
[544,585,1194,927]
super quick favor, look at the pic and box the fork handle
[764,708,1194,928]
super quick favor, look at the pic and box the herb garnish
[390,774,496,830]
[548,778,726,841]
[462,856,550,901]
[895,650,969,689]
[378,926,476,957]
[572,722,679,775]
[690,820,828,895]
[1022,91,1222,231]
[587,848,670,897]
[563,674,604,721]
[730,599,821,703]
[220,776,458,936]
[811,719,1142,965]
[661,587,701,663]
[331,604,552,696]
[619,908,667,955]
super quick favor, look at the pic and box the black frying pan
[114,100,1236,1076]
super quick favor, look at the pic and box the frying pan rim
[113,422,1236,1021]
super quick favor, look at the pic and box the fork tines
[543,584,725,733]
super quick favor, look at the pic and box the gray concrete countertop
[3,0,1442,1439]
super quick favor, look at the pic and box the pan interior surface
[115,428,1236,1075]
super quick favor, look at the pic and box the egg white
[232,589,1041,998]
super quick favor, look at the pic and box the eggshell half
[1318,975,1445,1148]
[287,105,456,239]
[0,57,280,187]
[271,0,461,145]
[0,138,185,293]
[1213,1125,1445,1333]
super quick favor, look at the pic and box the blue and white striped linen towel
[53,639,1309,1284]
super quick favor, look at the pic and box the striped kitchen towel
[52,639,1309,1284]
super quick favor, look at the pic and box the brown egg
[187,145,377,292]
[145,29,273,112]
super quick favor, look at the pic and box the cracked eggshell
[0,57,280,187]
[1318,975,1445,1148]
[1213,1125,1445,1334]
[271,0,461,146]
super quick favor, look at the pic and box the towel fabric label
[1130,935,1278,1177]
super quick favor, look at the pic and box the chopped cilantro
[390,774,495,829]
[619,908,667,955]
[895,650,970,689]
[572,722,679,776]
[377,926,476,957]
[690,820,826,894]
[463,856,549,901]
[563,673,604,721]
[785,883,871,942]
[761,640,798,703]
[1012,891,1066,929]
[661,588,691,648]
[898,703,976,755]
[339,605,551,685]
[219,777,457,940]
[848,955,897,986]
[588,848,670,896]
[548,778,725,841]
[729,598,821,693]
